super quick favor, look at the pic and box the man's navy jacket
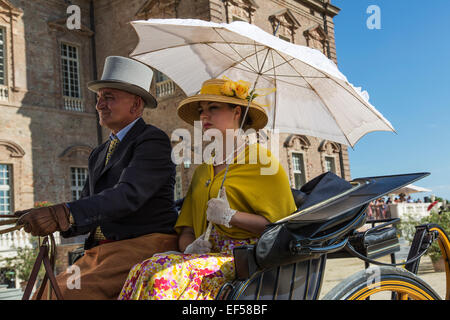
[62,118,178,249]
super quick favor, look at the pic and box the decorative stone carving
[135,0,179,20]
[47,18,94,37]
[318,140,340,154]
[224,0,258,23]
[0,0,23,18]
[269,8,301,42]
[0,139,25,158]
[304,24,328,54]
[284,134,311,150]
[59,145,92,161]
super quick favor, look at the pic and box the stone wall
[0,0,98,212]
[0,0,350,273]
[91,0,350,189]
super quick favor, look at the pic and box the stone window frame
[60,42,82,99]
[290,150,307,189]
[70,167,88,201]
[59,145,92,201]
[324,155,337,174]
[303,24,329,55]
[135,0,179,20]
[48,17,94,113]
[0,1,23,103]
[0,140,25,214]
[269,9,301,44]
[0,23,9,102]
[0,162,12,215]
[62,162,90,246]
[284,134,311,188]
[0,25,7,86]
[224,0,258,24]
[59,40,84,112]
[318,140,341,177]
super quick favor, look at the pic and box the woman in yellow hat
[119,78,296,300]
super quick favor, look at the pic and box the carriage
[10,172,450,301]
[216,172,450,300]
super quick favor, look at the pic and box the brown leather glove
[16,204,71,237]
[14,208,31,218]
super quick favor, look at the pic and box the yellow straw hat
[177,79,268,130]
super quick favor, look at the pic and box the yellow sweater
[175,143,297,239]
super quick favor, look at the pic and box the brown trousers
[34,233,178,300]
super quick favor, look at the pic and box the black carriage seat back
[232,172,357,279]
[252,172,432,272]
[220,254,327,300]
[225,204,367,300]
[221,172,431,300]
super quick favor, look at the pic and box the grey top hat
[88,56,157,108]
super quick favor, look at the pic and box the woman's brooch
[205,179,211,187]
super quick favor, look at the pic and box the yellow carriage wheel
[323,266,441,300]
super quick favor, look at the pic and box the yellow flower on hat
[221,80,237,97]
[235,80,251,100]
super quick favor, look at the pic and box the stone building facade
[0,0,349,284]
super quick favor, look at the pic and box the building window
[0,27,6,86]
[0,164,12,215]
[61,43,83,111]
[0,27,8,101]
[70,167,87,201]
[292,153,306,189]
[325,156,336,174]
[155,70,175,98]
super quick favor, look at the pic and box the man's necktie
[94,135,120,242]
[105,135,120,166]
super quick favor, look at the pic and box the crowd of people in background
[367,193,424,220]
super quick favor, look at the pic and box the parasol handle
[203,73,265,242]
[204,221,213,241]
[203,183,228,241]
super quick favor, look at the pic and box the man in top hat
[15,56,179,299]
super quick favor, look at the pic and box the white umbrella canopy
[393,184,432,195]
[130,18,395,147]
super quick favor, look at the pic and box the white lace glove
[184,233,212,254]
[206,187,237,228]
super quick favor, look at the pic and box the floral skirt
[118,228,257,300]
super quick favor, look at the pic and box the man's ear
[131,95,144,115]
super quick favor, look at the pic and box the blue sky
[333,0,450,201]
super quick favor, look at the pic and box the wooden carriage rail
[0,215,22,234]
[0,215,63,300]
